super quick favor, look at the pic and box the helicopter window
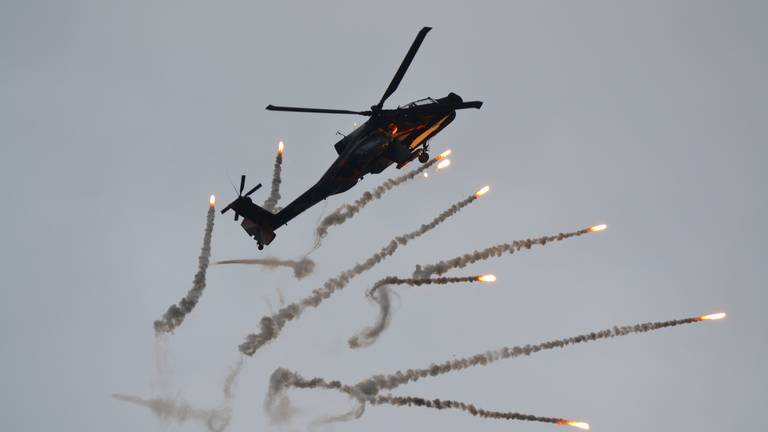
[399,97,436,108]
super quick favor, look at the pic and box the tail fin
[226,196,278,247]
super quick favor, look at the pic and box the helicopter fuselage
[271,94,462,231]
[220,27,482,249]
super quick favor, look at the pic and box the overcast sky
[1,1,766,431]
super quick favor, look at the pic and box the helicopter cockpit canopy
[399,97,436,109]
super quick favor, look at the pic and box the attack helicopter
[221,27,483,249]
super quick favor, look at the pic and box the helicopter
[221,26,483,249]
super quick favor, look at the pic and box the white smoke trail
[214,256,315,279]
[263,143,284,213]
[239,187,487,356]
[371,394,585,428]
[262,372,581,428]
[413,225,605,278]
[154,204,216,334]
[314,152,449,246]
[354,314,713,395]
[349,275,492,349]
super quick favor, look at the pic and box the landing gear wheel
[258,243,264,250]
[418,152,430,163]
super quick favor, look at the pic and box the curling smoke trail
[239,185,488,356]
[263,141,284,213]
[153,199,216,334]
[214,256,316,279]
[314,150,452,246]
[413,224,608,278]
[264,368,362,424]
[354,313,726,395]
[370,394,589,429]
[349,275,496,349]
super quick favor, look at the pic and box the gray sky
[1,1,766,431]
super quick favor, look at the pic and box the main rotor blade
[239,175,246,195]
[374,26,432,111]
[455,101,483,110]
[244,183,262,197]
[266,105,372,116]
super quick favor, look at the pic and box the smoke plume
[355,314,708,395]
[371,394,583,427]
[222,357,244,401]
[154,205,216,334]
[349,275,491,349]
[214,256,315,279]
[314,153,446,245]
[152,334,175,394]
[413,226,600,278]
[114,356,244,432]
[263,143,283,213]
[111,394,231,432]
[239,188,485,356]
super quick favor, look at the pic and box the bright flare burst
[477,274,496,282]
[437,159,451,170]
[437,149,452,160]
[475,185,491,197]
[209,195,216,208]
[558,420,591,430]
[423,172,429,178]
[587,224,607,233]
[699,312,726,321]
[278,140,285,155]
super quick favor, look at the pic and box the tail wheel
[418,151,430,163]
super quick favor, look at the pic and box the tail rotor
[221,174,262,221]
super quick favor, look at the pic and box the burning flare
[475,185,491,197]
[437,159,451,170]
[437,149,452,160]
[557,420,591,430]
[209,195,216,208]
[587,224,607,233]
[698,312,726,321]
[477,274,496,282]
[278,140,285,155]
